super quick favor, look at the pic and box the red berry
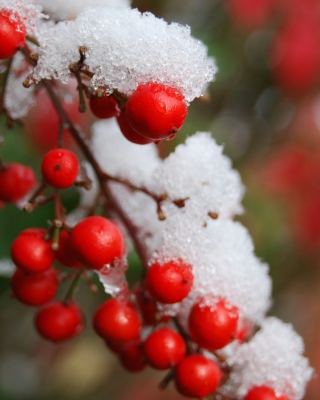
[117,110,154,145]
[70,216,125,270]
[189,298,239,351]
[35,301,84,342]
[11,267,58,306]
[55,230,82,268]
[89,94,119,119]
[93,298,141,342]
[119,339,146,372]
[11,228,55,273]
[174,354,222,398]
[226,0,274,30]
[41,148,80,189]
[125,83,187,140]
[143,327,186,370]
[146,259,193,304]
[0,12,26,60]
[0,163,37,203]
[244,386,290,400]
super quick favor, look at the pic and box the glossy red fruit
[244,386,290,400]
[125,83,187,140]
[146,259,193,304]
[117,110,154,145]
[119,339,146,372]
[55,230,82,268]
[189,298,239,351]
[89,94,119,119]
[70,216,125,270]
[0,163,37,203]
[41,148,80,189]
[11,267,58,306]
[11,228,55,273]
[174,354,222,398]
[143,327,186,370]
[35,301,84,342]
[93,298,141,342]
[0,12,26,60]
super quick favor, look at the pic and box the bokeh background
[1,0,320,398]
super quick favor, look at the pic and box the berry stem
[0,57,13,111]
[159,368,175,389]
[64,270,83,304]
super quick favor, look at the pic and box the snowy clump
[37,0,130,20]
[223,317,313,400]
[156,218,272,327]
[4,53,35,119]
[32,7,216,102]
[0,0,42,34]
[91,119,162,189]
[151,132,244,220]
[0,259,15,277]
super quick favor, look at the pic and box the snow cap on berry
[222,317,313,400]
[32,7,216,102]
[38,0,130,21]
[156,218,271,326]
[0,0,42,34]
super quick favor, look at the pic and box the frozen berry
[70,216,125,270]
[89,94,119,119]
[0,11,26,60]
[143,327,186,370]
[174,354,222,398]
[0,163,37,203]
[93,298,141,342]
[11,228,55,273]
[55,230,82,268]
[189,297,239,351]
[125,83,187,140]
[35,301,84,342]
[117,110,154,145]
[244,386,290,400]
[41,148,80,189]
[146,259,193,304]
[11,267,58,306]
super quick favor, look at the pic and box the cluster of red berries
[89,82,188,144]
[225,0,320,94]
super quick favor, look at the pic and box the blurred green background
[1,0,320,399]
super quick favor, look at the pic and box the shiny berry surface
[0,163,37,203]
[125,83,187,140]
[35,301,84,342]
[11,228,55,273]
[143,327,186,370]
[11,267,58,306]
[174,354,222,398]
[41,148,80,189]
[244,386,290,400]
[146,259,193,304]
[70,216,125,270]
[89,94,119,119]
[117,110,154,145]
[0,12,26,60]
[189,298,239,350]
[93,298,141,342]
[55,230,82,268]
